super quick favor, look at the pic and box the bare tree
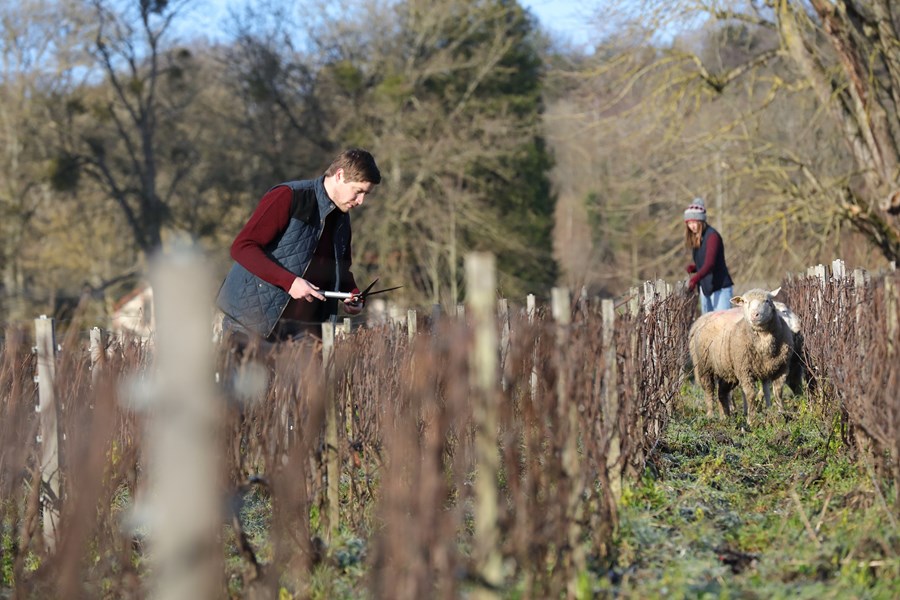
[215,1,333,194]
[559,0,900,293]
[54,0,200,256]
[0,1,88,321]
[773,0,900,257]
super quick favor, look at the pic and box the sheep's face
[773,301,801,333]
[732,288,780,329]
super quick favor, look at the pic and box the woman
[684,197,734,313]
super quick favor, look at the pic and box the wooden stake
[146,248,222,599]
[466,253,502,598]
[35,316,60,554]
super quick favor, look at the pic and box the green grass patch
[607,391,900,599]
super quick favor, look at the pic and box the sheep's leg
[772,373,786,411]
[762,380,772,410]
[717,381,733,417]
[696,369,718,417]
[739,377,758,425]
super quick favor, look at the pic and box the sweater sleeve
[230,186,298,292]
[693,231,721,280]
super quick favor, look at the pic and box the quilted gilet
[216,177,351,338]
[692,225,734,297]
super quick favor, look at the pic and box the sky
[196,0,599,51]
[521,0,598,49]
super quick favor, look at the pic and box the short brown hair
[325,148,382,184]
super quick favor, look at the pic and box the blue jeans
[700,286,734,313]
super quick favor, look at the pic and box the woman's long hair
[684,221,707,250]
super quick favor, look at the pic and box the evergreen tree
[313,0,558,304]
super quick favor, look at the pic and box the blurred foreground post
[34,315,60,553]
[466,253,502,598]
[146,248,222,600]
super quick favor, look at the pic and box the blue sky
[194,0,598,49]
[522,0,597,48]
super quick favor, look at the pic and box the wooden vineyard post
[853,270,870,368]
[34,315,60,554]
[833,259,847,315]
[886,275,897,360]
[498,298,510,392]
[146,249,222,599]
[602,298,622,502]
[812,264,827,332]
[552,287,586,597]
[885,275,899,508]
[466,253,502,599]
[89,327,105,388]
[321,322,340,544]
[832,258,846,279]
[406,309,419,377]
[407,309,417,341]
[626,287,641,475]
[527,294,537,402]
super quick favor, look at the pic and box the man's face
[332,168,375,213]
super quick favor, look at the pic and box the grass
[598,386,900,599]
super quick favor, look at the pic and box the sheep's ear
[770,286,782,297]
[731,296,744,306]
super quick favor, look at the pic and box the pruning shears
[321,278,403,304]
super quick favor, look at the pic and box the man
[216,148,381,345]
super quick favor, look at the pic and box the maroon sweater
[230,185,358,326]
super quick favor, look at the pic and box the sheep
[773,300,807,397]
[688,288,794,423]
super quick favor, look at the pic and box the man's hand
[289,277,325,302]
[343,287,364,315]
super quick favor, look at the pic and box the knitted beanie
[684,197,707,222]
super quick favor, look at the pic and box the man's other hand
[343,299,364,315]
[343,287,364,315]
